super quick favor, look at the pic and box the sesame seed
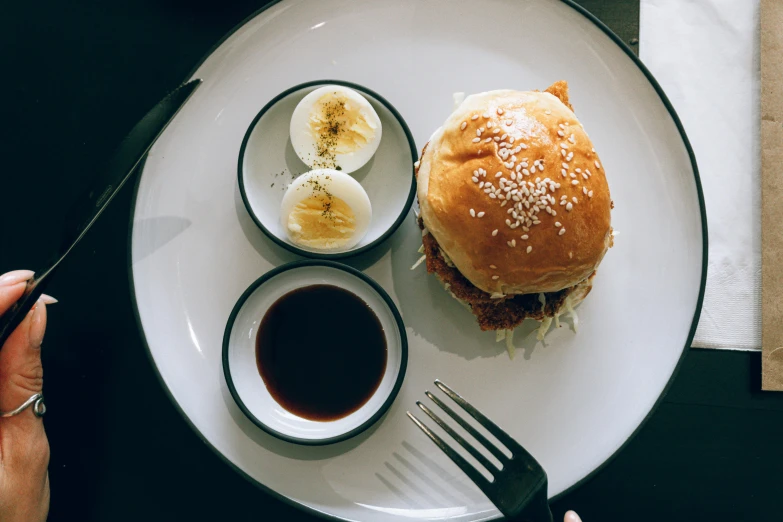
[471,114,479,120]
[582,173,588,180]
[460,121,467,130]
[588,190,594,198]
[490,193,497,198]
[497,108,504,115]
[501,200,508,207]
[505,119,513,126]
[495,171,503,178]
[559,228,566,236]
[595,160,601,169]
[477,129,482,137]
[575,168,581,173]
[487,121,494,128]
[522,169,530,176]
[561,169,567,177]
[561,149,567,157]
[502,134,508,141]
[483,113,490,118]
[560,143,568,149]
[526,245,533,253]
[490,264,497,269]
[492,229,498,237]
[477,211,485,217]
[569,173,576,179]
[566,152,574,161]
[493,136,500,142]
[566,202,573,211]
[485,137,492,143]
[565,122,569,126]
[470,208,475,217]
[557,130,565,137]
[512,239,516,246]
[521,234,529,240]
[472,137,481,143]
[510,172,517,180]
[559,123,565,129]
[493,128,500,134]
[492,275,500,280]
[571,180,579,186]
[479,181,485,188]
[552,210,557,216]
[560,200,566,206]
[520,143,528,149]
[472,176,479,183]
[545,109,551,115]
[505,218,511,226]
[509,137,515,144]
[555,221,562,227]
[592,147,596,153]
[569,134,576,144]
[572,197,578,203]
[583,187,588,195]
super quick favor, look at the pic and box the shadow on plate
[131,216,192,263]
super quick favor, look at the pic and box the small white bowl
[238,80,417,259]
[222,261,408,445]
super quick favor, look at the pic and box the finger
[0,303,46,416]
[0,270,34,316]
[564,511,583,522]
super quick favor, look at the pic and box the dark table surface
[2,1,781,521]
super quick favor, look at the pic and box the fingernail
[28,303,47,349]
[564,511,582,522]
[38,294,58,305]
[0,270,34,287]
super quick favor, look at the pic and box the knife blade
[0,79,202,348]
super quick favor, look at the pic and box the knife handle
[0,275,47,349]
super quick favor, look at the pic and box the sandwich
[413,81,613,351]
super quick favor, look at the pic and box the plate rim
[237,79,419,260]
[221,259,409,446]
[127,0,709,519]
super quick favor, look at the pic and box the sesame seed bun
[416,82,612,295]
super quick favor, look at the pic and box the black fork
[407,380,553,522]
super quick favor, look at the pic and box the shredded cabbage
[538,293,546,311]
[536,317,553,341]
[417,244,424,254]
[554,313,561,329]
[410,254,426,270]
[495,329,506,342]
[490,292,506,299]
[439,248,455,267]
[422,227,429,236]
[505,329,515,359]
[565,295,579,332]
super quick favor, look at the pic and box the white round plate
[223,261,407,445]
[130,1,706,520]
[239,80,417,259]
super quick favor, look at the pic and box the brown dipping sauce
[256,284,387,421]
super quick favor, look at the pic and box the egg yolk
[287,194,357,249]
[308,92,377,168]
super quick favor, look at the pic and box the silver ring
[0,393,46,418]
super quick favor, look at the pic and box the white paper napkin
[640,0,761,350]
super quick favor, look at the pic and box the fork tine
[434,380,518,451]
[416,401,500,475]
[406,411,492,490]
[425,391,509,464]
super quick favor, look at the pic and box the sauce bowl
[222,260,408,445]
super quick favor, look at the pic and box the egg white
[290,85,382,174]
[280,169,372,252]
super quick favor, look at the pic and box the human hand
[564,510,582,522]
[0,270,55,522]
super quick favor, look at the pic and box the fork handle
[508,487,553,522]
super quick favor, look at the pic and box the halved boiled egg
[281,169,372,251]
[290,85,382,174]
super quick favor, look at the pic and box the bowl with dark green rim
[238,80,418,259]
[222,260,408,445]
